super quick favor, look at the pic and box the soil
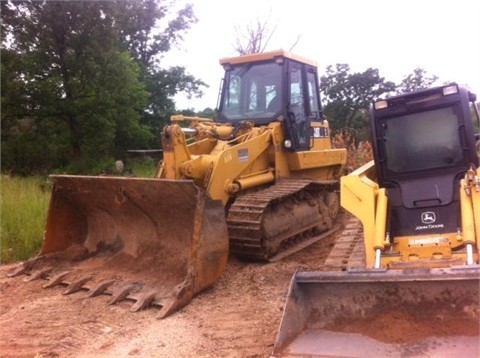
[0,233,338,358]
[1,225,479,358]
[328,309,480,345]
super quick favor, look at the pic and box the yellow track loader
[273,84,480,357]
[8,50,347,318]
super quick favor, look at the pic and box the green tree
[320,64,396,132]
[2,1,150,173]
[1,0,206,174]
[112,0,207,136]
[197,107,215,118]
[397,67,439,94]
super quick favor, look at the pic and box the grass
[127,156,159,178]
[1,175,51,263]
[0,159,158,264]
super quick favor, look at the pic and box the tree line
[320,65,440,139]
[1,1,443,176]
[1,0,205,175]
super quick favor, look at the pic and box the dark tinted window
[383,106,463,173]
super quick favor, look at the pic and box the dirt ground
[0,232,338,358]
[2,223,479,358]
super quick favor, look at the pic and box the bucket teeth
[13,263,162,314]
[42,271,71,289]
[87,279,116,297]
[24,268,52,282]
[131,290,158,312]
[106,283,138,306]
[6,265,27,278]
[63,276,93,295]
[6,258,39,277]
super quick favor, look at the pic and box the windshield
[218,62,283,124]
[383,106,464,173]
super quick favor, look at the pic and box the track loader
[8,50,346,318]
[273,84,480,357]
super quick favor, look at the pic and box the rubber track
[324,215,366,271]
[227,179,338,261]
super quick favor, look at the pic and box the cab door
[287,62,320,151]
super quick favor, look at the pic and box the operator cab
[370,84,479,237]
[217,50,323,151]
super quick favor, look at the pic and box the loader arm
[204,129,274,204]
[460,166,480,264]
[158,121,275,205]
[340,160,384,268]
[157,124,193,179]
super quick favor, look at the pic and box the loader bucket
[273,268,480,357]
[34,175,228,318]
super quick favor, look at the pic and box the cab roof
[219,49,317,68]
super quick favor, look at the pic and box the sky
[164,0,480,111]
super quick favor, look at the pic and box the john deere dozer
[273,84,480,357]
[8,50,347,318]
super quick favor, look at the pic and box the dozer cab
[9,50,347,318]
[273,84,480,357]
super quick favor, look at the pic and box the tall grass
[128,157,158,178]
[1,175,50,263]
[0,158,158,264]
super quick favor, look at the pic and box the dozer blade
[273,267,480,358]
[31,175,229,318]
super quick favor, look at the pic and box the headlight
[374,100,388,110]
[442,84,458,96]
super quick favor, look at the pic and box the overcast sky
[164,0,480,111]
